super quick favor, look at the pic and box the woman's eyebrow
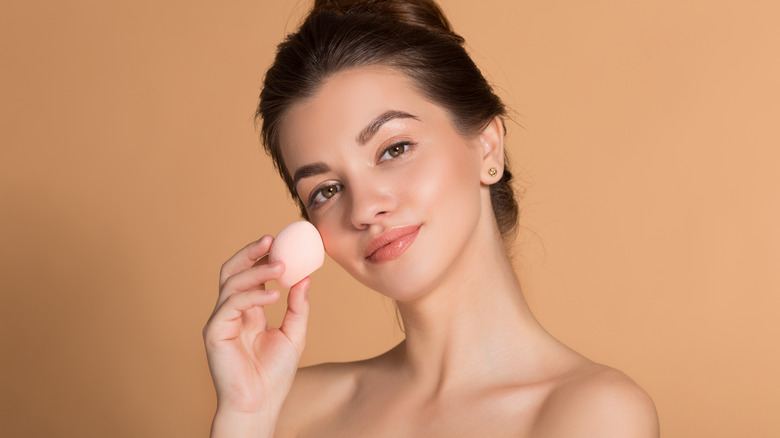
[292,162,330,194]
[356,110,418,146]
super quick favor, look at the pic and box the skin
[204,66,660,437]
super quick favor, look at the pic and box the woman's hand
[203,235,311,422]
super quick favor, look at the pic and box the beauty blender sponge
[268,221,324,288]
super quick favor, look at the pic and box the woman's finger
[280,277,311,355]
[204,289,281,345]
[217,261,286,308]
[219,235,274,288]
[221,261,286,294]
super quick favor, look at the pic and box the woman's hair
[256,0,519,242]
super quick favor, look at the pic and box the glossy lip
[364,225,422,263]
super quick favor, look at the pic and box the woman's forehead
[287,67,421,129]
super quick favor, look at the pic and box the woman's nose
[348,178,395,229]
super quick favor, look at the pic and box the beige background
[1,0,778,436]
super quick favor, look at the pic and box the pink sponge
[268,221,324,288]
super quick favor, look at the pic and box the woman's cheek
[318,219,358,272]
[408,154,455,214]
[319,223,340,257]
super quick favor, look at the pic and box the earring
[488,167,498,177]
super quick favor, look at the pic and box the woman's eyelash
[307,183,342,209]
[379,141,415,162]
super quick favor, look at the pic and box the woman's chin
[361,265,445,302]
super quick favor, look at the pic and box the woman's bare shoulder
[273,359,369,437]
[533,363,660,437]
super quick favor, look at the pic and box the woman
[203,0,660,436]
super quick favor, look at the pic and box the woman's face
[279,66,495,300]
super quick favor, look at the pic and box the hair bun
[312,0,465,45]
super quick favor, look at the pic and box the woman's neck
[392,219,579,396]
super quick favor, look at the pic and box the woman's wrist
[210,408,279,438]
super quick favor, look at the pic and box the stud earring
[488,167,498,177]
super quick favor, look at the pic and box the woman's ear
[479,116,505,185]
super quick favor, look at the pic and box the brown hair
[256,0,519,242]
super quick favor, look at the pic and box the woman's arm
[210,410,279,438]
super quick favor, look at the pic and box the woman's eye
[320,185,338,199]
[308,183,342,208]
[379,142,412,161]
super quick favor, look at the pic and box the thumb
[280,277,311,355]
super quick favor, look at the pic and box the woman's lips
[364,225,421,263]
